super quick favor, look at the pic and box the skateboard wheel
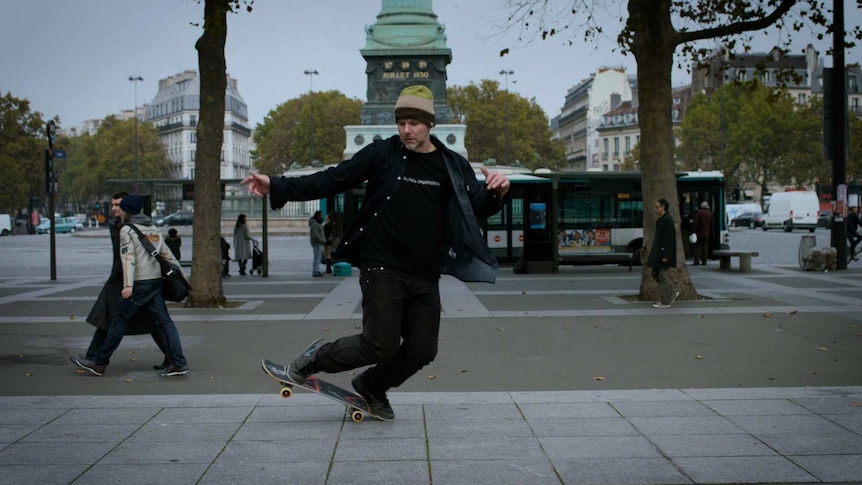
[280,386,293,399]
[350,409,364,423]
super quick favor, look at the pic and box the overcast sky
[1,0,859,131]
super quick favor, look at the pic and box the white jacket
[119,215,184,288]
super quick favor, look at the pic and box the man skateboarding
[243,86,510,420]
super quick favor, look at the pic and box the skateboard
[260,358,380,423]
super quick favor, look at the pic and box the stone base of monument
[343,124,468,160]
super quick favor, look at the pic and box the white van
[762,191,819,232]
[0,214,11,236]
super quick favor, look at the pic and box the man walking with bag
[72,194,190,377]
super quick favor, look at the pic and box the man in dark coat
[692,201,712,265]
[80,192,170,370]
[647,198,679,308]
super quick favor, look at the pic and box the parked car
[730,211,763,229]
[817,210,833,229]
[35,216,83,234]
[154,210,194,226]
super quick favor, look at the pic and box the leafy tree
[675,91,722,172]
[504,0,838,301]
[57,117,170,217]
[447,80,564,170]
[0,92,48,215]
[254,91,362,174]
[678,82,826,203]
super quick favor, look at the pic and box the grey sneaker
[288,338,327,383]
[72,356,105,376]
[352,373,395,421]
[652,302,671,308]
[670,290,681,304]
[159,365,189,377]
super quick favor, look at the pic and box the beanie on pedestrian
[700,202,709,209]
[394,85,435,126]
[120,194,143,215]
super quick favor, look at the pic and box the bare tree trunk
[628,0,695,301]
[188,0,229,307]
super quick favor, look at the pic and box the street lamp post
[128,75,143,189]
[304,69,319,164]
[499,70,514,165]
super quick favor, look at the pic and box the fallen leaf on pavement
[593,376,606,381]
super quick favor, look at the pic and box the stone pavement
[1,255,861,484]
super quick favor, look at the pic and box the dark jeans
[93,279,187,368]
[316,267,441,392]
[85,327,169,362]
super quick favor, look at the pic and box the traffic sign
[53,149,66,159]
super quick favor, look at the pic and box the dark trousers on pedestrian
[85,327,169,362]
[314,267,441,393]
[651,267,676,305]
[695,239,709,265]
[93,279,187,368]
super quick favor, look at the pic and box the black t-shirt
[361,149,453,278]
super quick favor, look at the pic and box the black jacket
[269,135,506,283]
[647,212,677,268]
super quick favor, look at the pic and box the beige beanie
[394,85,435,126]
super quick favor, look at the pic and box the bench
[711,250,759,272]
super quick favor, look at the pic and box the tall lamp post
[499,70,514,165]
[304,69,319,164]
[128,75,143,189]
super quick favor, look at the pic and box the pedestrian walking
[165,228,182,260]
[648,198,679,308]
[692,201,712,265]
[79,191,170,371]
[233,214,253,275]
[323,214,334,274]
[309,210,326,277]
[240,85,510,420]
[72,194,189,377]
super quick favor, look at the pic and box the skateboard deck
[260,358,380,422]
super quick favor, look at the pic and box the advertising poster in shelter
[558,228,612,253]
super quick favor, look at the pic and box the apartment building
[551,67,635,171]
[145,70,253,188]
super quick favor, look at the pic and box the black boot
[325,258,332,274]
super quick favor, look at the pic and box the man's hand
[480,166,510,199]
[122,286,132,299]
[241,173,271,197]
